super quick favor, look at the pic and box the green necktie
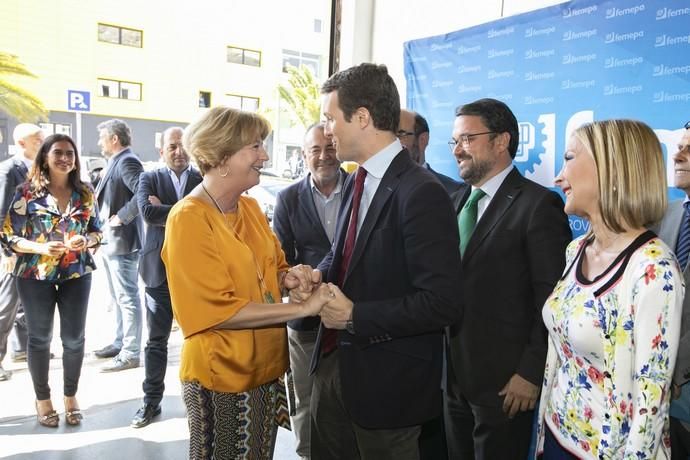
[458,188,486,256]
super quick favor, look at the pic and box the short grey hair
[97,119,132,147]
[12,123,42,144]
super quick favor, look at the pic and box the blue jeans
[17,274,91,400]
[142,283,173,406]
[101,252,141,359]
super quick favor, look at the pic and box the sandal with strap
[64,397,83,426]
[65,408,83,426]
[35,401,59,428]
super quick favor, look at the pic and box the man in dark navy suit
[130,127,201,428]
[273,122,348,458]
[293,63,462,460]
[0,124,43,381]
[399,109,461,196]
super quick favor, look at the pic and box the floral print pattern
[2,183,102,280]
[536,234,683,459]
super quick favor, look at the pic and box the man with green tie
[444,98,571,459]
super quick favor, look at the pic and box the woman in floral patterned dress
[536,120,683,459]
[2,134,102,427]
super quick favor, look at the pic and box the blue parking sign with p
[68,90,90,111]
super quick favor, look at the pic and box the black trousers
[310,350,422,460]
[17,275,91,400]
[670,416,690,460]
[142,283,173,406]
[444,384,534,460]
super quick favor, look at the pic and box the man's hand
[108,214,123,227]
[301,284,333,316]
[284,265,321,303]
[320,283,353,329]
[498,374,539,418]
[148,195,162,206]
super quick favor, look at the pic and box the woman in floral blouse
[536,120,683,459]
[2,134,102,427]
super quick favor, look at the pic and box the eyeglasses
[447,131,495,151]
[685,121,690,130]
[396,130,416,138]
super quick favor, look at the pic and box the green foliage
[0,52,48,122]
[277,64,321,129]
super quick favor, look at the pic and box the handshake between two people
[283,264,353,330]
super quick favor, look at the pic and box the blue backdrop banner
[404,0,690,236]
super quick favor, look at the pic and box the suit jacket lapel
[659,200,684,250]
[96,148,129,197]
[184,169,202,196]
[297,175,330,242]
[329,173,355,283]
[342,152,405,284]
[14,159,28,179]
[463,168,523,262]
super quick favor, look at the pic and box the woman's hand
[301,284,333,317]
[65,235,87,251]
[42,241,67,257]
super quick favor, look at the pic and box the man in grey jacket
[93,119,144,373]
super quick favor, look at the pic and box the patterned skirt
[182,378,290,460]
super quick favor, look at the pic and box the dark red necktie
[322,166,367,355]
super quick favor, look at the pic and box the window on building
[314,19,322,33]
[282,49,321,78]
[227,46,261,67]
[98,78,142,101]
[226,94,260,112]
[39,123,72,136]
[199,91,211,108]
[98,23,143,48]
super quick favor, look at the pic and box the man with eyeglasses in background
[273,122,348,459]
[398,109,461,195]
[655,120,690,458]
[443,98,571,459]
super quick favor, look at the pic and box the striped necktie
[458,188,486,256]
[675,202,690,271]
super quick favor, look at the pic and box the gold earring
[219,167,229,177]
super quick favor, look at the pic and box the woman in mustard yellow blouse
[162,107,330,460]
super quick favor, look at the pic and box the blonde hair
[183,107,270,174]
[573,119,667,232]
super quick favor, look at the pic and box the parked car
[245,176,293,224]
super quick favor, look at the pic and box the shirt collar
[167,165,191,178]
[360,139,403,179]
[310,171,344,198]
[473,164,514,197]
[16,153,33,170]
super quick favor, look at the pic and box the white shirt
[310,172,344,243]
[357,139,402,234]
[474,164,514,222]
[167,166,191,200]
